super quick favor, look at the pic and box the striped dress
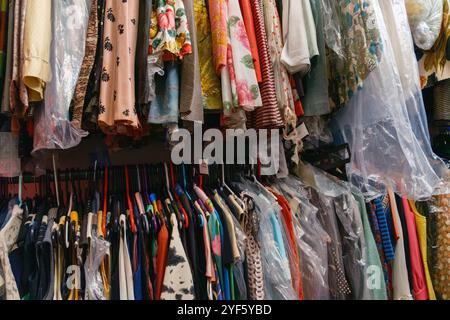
[246,0,283,129]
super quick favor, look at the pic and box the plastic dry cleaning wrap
[405,0,444,50]
[84,214,111,300]
[33,0,90,154]
[330,0,449,200]
[293,163,372,299]
[273,178,331,300]
[233,179,298,300]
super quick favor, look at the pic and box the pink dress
[98,0,140,135]
[402,198,429,300]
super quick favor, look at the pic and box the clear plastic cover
[84,224,111,300]
[330,0,449,201]
[32,0,90,154]
[405,0,444,50]
[274,179,331,300]
[230,213,248,300]
[319,0,345,58]
[233,180,298,300]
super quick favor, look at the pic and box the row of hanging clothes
[0,0,449,203]
[0,162,449,300]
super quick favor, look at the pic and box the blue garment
[215,208,231,301]
[148,63,180,124]
[374,197,395,262]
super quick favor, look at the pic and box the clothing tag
[296,123,309,140]
[199,160,209,175]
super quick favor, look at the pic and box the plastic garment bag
[33,0,90,153]
[84,222,110,300]
[230,213,248,300]
[232,180,298,300]
[405,0,443,50]
[274,179,331,300]
[330,0,448,200]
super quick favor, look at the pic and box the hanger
[221,164,245,209]
[52,154,60,208]
[124,166,137,234]
[164,163,174,202]
[18,172,23,208]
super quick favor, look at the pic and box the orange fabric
[269,189,304,300]
[239,0,262,83]
[124,166,137,233]
[155,221,169,300]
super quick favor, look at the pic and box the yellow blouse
[409,200,437,300]
[194,0,223,110]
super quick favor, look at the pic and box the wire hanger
[164,163,174,202]
[18,172,23,207]
[52,154,60,208]
[124,166,137,233]
[221,164,245,209]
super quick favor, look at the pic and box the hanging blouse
[409,200,437,300]
[22,0,52,102]
[98,0,140,135]
[10,0,28,116]
[193,0,223,111]
[325,0,383,108]
[261,0,295,118]
[388,189,413,300]
[71,0,99,129]
[160,214,195,300]
[246,0,283,129]
[239,0,262,83]
[1,0,14,115]
[280,0,311,75]
[180,0,205,122]
[208,0,228,73]
[32,0,90,153]
[401,198,429,300]
[151,0,192,59]
[119,214,134,300]
[226,0,262,111]
[302,0,332,116]
[0,205,22,300]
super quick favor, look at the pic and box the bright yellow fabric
[194,0,223,110]
[22,0,52,101]
[409,200,437,300]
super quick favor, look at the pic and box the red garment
[239,0,262,83]
[246,0,284,129]
[270,189,304,300]
[402,198,429,300]
[155,202,169,300]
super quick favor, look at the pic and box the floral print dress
[222,0,262,128]
[98,0,140,135]
[326,0,383,108]
[150,0,192,59]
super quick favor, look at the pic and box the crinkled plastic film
[319,0,345,58]
[276,178,331,300]
[33,0,90,154]
[230,213,248,300]
[84,224,111,300]
[233,180,298,300]
[330,0,448,201]
[405,0,444,50]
